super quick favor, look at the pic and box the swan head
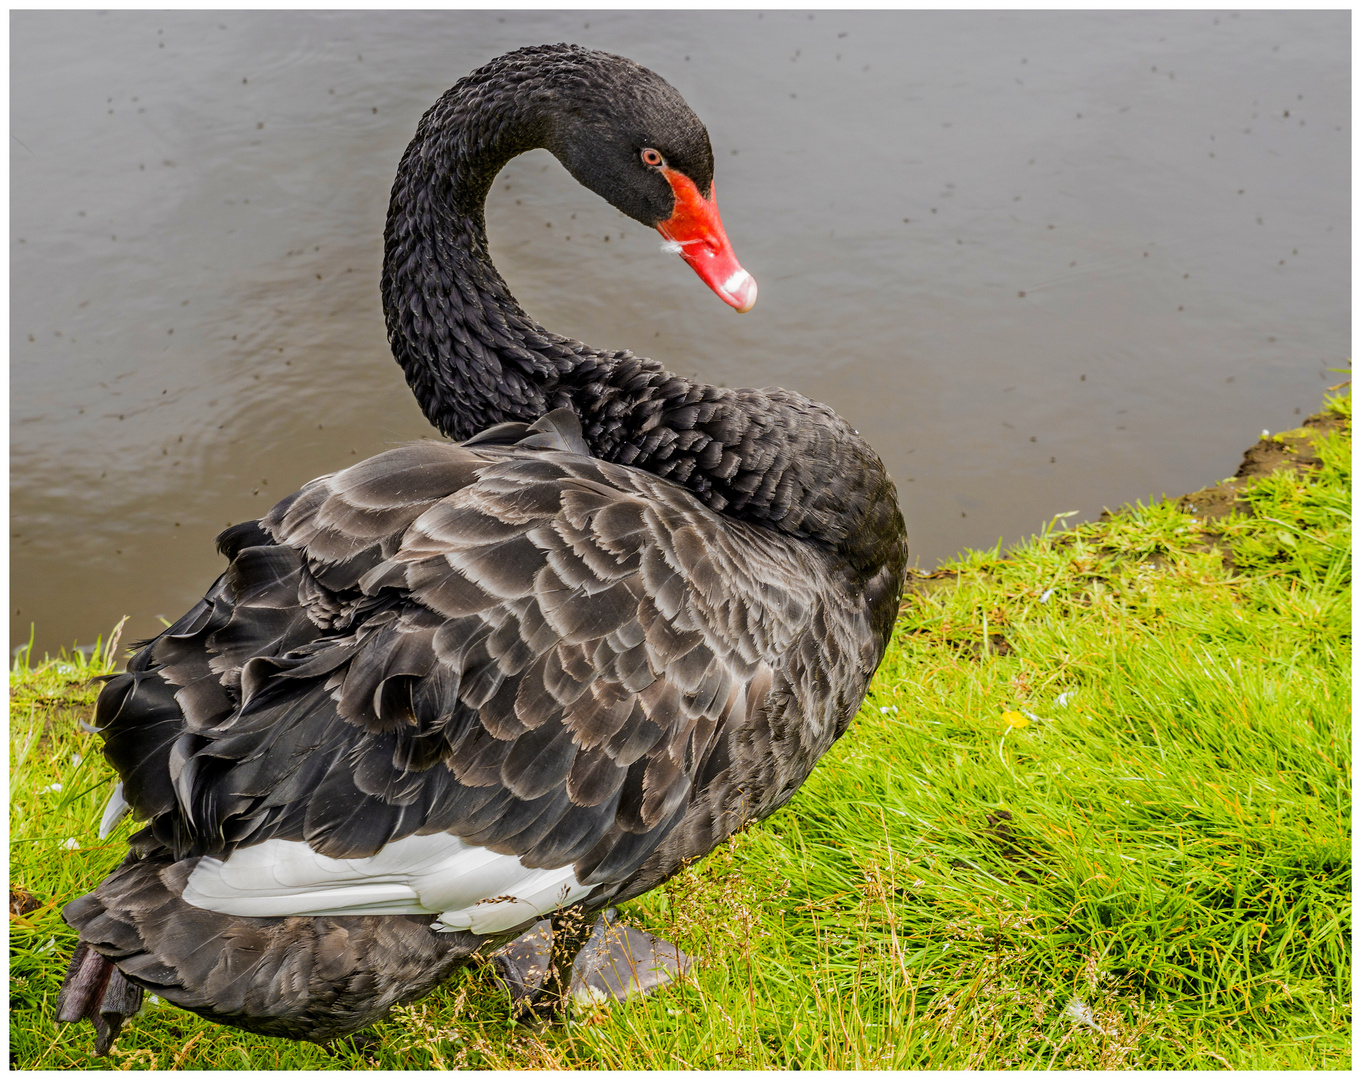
[543,48,757,313]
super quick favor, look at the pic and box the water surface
[11,10,1350,655]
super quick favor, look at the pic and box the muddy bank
[1173,406,1348,521]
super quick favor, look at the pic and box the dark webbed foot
[488,908,691,1016]
[488,918,554,1005]
[56,942,145,1056]
[570,908,691,1004]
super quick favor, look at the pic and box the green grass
[10,394,1350,1069]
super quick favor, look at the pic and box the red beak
[655,169,757,313]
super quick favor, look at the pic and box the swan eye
[640,148,664,167]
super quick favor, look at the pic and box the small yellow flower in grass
[1001,710,1030,728]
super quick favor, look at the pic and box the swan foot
[489,908,691,1016]
[55,941,144,1056]
[570,908,692,1005]
[488,918,554,1005]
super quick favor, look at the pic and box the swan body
[58,44,907,1050]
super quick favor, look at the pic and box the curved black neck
[381,46,906,604]
[381,54,589,438]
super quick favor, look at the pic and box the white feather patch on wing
[181,833,594,934]
[99,782,131,839]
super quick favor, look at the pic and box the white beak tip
[722,269,758,313]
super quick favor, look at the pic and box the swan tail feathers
[60,850,480,1047]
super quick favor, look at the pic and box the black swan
[57,43,908,1053]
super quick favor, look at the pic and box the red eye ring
[640,147,664,167]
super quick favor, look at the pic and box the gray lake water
[11,10,1350,657]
